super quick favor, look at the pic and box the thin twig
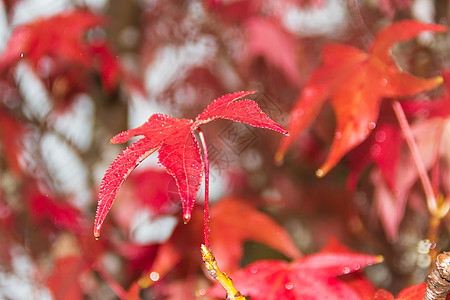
[392,101,437,213]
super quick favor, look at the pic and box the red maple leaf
[208,242,382,300]
[276,20,445,176]
[94,91,287,238]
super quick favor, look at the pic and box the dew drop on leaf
[285,282,294,290]
[342,267,351,274]
[250,266,258,274]
[295,109,304,117]
[368,122,376,130]
[375,130,387,143]
[335,131,342,139]
[150,271,160,282]
[380,78,388,86]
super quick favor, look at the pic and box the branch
[201,244,246,300]
[425,252,450,300]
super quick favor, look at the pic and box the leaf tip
[183,211,191,224]
[274,151,285,166]
[315,169,324,178]
[94,227,100,240]
[376,255,384,263]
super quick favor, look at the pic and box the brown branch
[425,252,450,300]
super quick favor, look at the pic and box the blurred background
[0,0,450,299]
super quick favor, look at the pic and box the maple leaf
[276,20,445,176]
[94,91,287,238]
[208,244,382,300]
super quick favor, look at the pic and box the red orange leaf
[276,20,445,176]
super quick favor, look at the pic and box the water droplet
[183,212,191,224]
[335,131,342,139]
[250,266,258,274]
[94,236,99,241]
[353,264,361,270]
[342,267,350,274]
[368,122,376,130]
[285,282,294,290]
[20,53,24,58]
[380,78,388,86]
[150,271,160,281]
[198,289,206,296]
[296,109,304,117]
[375,131,386,143]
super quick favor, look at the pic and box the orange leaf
[276,20,445,176]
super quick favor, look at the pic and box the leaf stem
[198,127,210,248]
[392,100,437,213]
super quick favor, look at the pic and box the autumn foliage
[2,0,450,299]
